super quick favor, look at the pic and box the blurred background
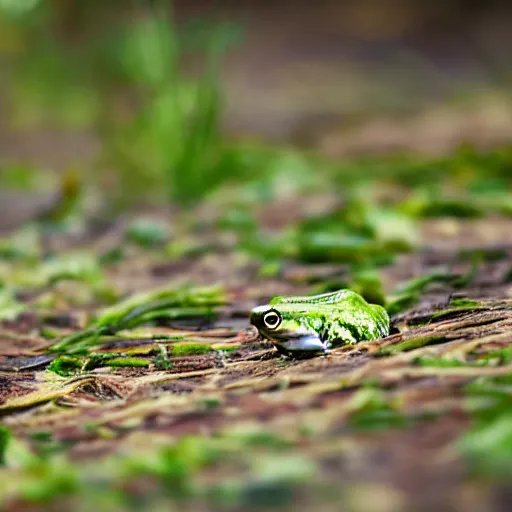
[1,0,512,226]
[1,6,512,509]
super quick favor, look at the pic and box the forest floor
[1,157,511,511]
[1,2,512,510]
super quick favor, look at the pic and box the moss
[105,357,151,368]
[47,356,83,376]
[154,345,172,369]
[172,343,212,357]
[448,298,481,308]
[213,343,240,353]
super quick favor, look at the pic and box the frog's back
[270,289,360,308]
[369,303,391,338]
[271,289,389,343]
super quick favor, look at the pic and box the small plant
[47,356,82,377]
[155,345,172,370]
[99,4,242,207]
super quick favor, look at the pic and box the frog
[250,289,390,355]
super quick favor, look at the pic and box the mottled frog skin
[250,289,390,355]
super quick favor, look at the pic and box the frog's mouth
[271,331,327,352]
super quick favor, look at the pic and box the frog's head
[250,304,327,353]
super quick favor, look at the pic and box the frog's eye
[263,310,282,330]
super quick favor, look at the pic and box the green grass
[97,6,243,207]
[50,284,225,354]
[0,1,242,207]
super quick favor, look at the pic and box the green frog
[250,289,389,355]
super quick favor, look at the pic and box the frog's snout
[249,304,271,330]
[249,310,259,329]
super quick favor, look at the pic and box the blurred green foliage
[2,0,512,212]
[0,286,26,320]
[460,376,512,478]
[125,217,170,248]
[345,388,412,431]
[0,0,42,18]
[100,12,241,207]
[1,4,512,510]
[0,425,325,508]
[47,355,82,377]
[0,0,242,206]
